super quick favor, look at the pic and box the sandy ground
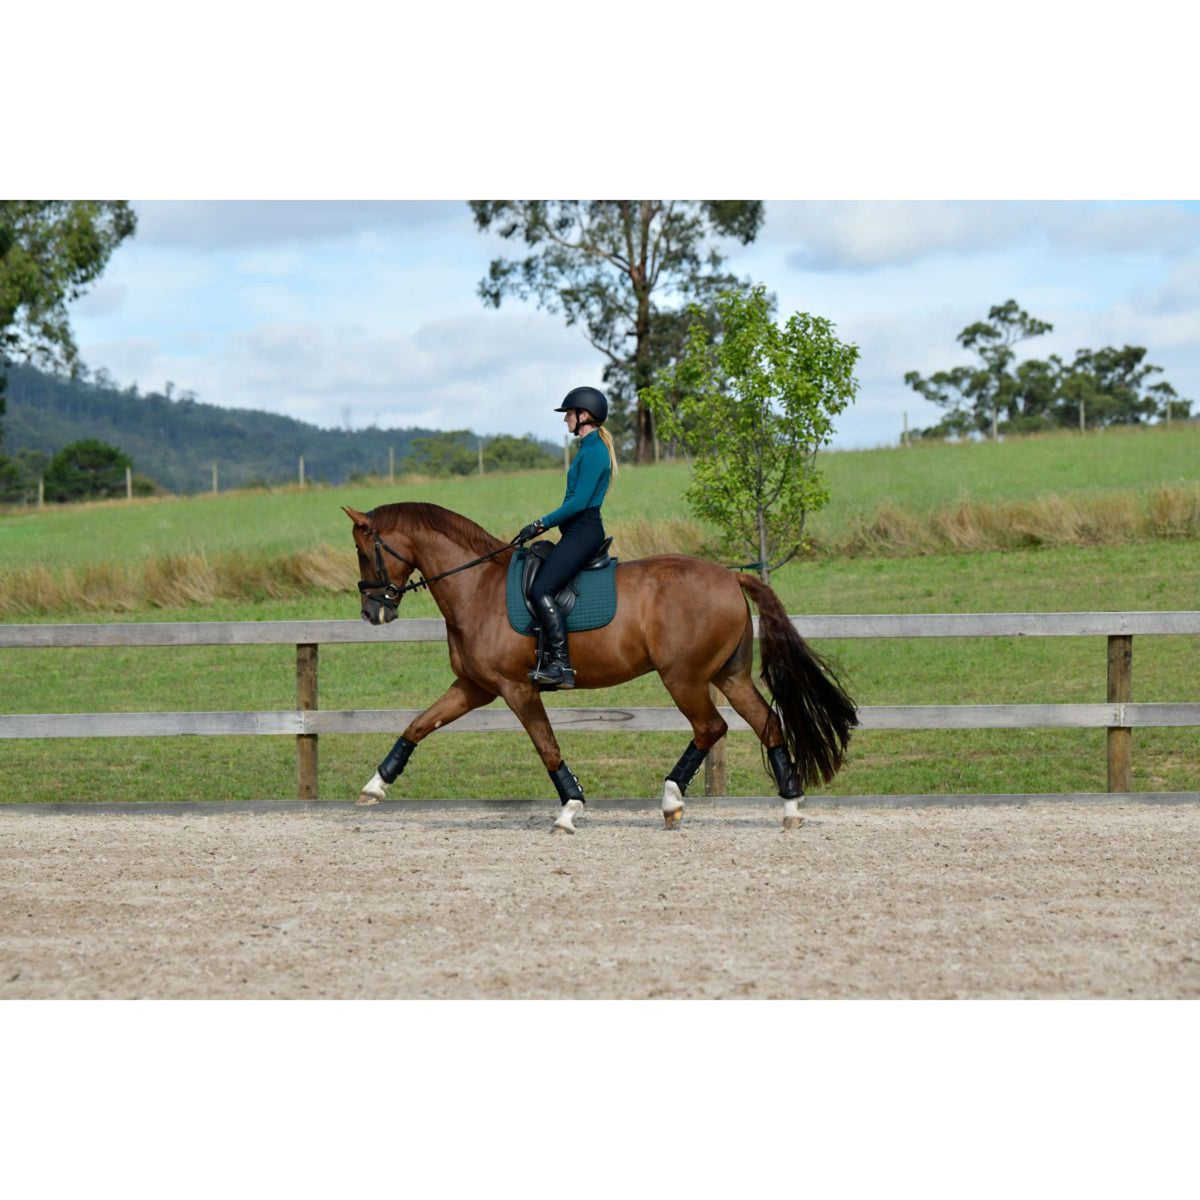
[1,803,1198,999]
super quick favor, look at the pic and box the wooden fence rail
[2,613,1199,800]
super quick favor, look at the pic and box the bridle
[357,531,424,617]
[357,525,522,619]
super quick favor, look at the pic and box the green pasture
[2,540,1198,802]
[2,423,1198,570]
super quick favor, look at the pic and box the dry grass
[0,544,361,618]
[2,485,1198,618]
[608,517,716,560]
[828,482,1200,559]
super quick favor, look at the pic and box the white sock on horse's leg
[358,771,388,804]
[662,779,684,814]
[552,798,584,833]
[782,797,804,829]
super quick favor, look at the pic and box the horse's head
[343,506,419,625]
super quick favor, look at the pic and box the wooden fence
[2,613,1199,800]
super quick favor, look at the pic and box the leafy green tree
[0,455,20,502]
[905,300,1052,438]
[1057,345,1168,428]
[0,201,136,452]
[482,433,558,472]
[408,430,477,476]
[1147,380,1192,424]
[43,438,133,502]
[643,285,859,583]
[0,447,48,503]
[469,201,765,463]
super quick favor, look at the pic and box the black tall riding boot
[528,593,575,689]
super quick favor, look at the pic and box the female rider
[515,385,618,689]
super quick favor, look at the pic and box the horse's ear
[342,506,371,530]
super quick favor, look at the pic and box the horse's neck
[411,528,505,618]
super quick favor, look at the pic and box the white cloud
[1137,256,1200,315]
[72,282,129,318]
[78,310,603,436]
[765,201,1200,273]
[132,201,466,249]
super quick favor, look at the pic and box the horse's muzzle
[360,597,398,625]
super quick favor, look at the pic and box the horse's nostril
[361,611,372,622]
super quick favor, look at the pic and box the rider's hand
[516,521,544,544]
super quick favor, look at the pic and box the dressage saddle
[519,537,614,632]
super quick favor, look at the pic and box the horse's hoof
[782,815,804,830]
[357,791,382,806]
[550,821,576,835]
[663,807,684,829]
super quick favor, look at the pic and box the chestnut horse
[344,502,857,832]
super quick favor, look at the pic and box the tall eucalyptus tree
[469,200,764,462]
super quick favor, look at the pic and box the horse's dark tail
[736,573,858,788]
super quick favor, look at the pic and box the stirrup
[529,658,575,689]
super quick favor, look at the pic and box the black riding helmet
[555,385,608,425]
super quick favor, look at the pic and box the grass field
[2,423,1198,570]
[2,426,1198,802]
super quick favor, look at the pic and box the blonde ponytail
[597,426,619,478]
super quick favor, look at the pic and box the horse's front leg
[497,680,585,834]
[358,677,496,804]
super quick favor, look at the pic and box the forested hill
[3,364,551,493]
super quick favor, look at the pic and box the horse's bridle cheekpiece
[357,512,523,622]
[357,527,427,620]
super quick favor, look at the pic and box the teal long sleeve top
[540,431,611,529]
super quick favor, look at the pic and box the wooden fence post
[297,643,318,799]
[704,685,728,797]
[1107,634,1132,792]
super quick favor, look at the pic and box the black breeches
[530,508,605,602]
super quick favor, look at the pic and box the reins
[358,528,521,615]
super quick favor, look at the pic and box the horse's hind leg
[712,663,804,829]
[656,676,729,829]
[358,676,496,804]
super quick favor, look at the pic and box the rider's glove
[516,521,544,544]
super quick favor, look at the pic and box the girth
[521,537,614,628]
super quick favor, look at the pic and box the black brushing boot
[767,745,802,798]
[528,593,575,689]
[378,736,418,784]
[767,745,805,829]
[549,761,585,833]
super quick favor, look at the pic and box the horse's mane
[368,502,506,557]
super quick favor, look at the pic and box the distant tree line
[0,362,562,502]
[906,300,1193,439]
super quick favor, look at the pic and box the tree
[482,433,558,472]
[905,300,1052,438]
[43,438,133,502]
[643,285,859,584]
[0,201,137,452]
[469,200,765,463]
[408,431,477,476]
[1148,380,1192,424]
[1057,345,1166,428]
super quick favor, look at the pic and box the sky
[63,199,1200,451]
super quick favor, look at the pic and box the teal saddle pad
[506,547,619,635]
